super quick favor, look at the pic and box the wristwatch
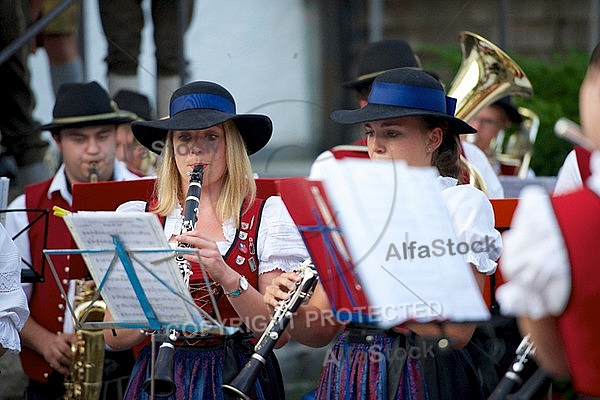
[225,275,249,298]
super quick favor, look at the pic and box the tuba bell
[448,31,533,122]
[447,31,534,187]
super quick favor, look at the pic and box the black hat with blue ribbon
[331,67,476,135]
[131,81,272,155]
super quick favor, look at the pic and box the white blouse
[438,177,502,275]
[497,151,600,319]
[0,224,29,353]
[116,196,310,274]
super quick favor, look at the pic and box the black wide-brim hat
[131,81,272,155]
[39,81,135,132]
[342,39,421,89]
[494,96,523,124]
[113,89,154,121]
[332,68,476,135]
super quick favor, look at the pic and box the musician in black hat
[103,80,309,400]
[267,67,502,400]
[310,39,422,178]
[4,81,140,399]
[310,39,506,201]
[343,39,422,107]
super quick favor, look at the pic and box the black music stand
[42,212,236,335]
[277,159,491,329]
[0,208,51,283]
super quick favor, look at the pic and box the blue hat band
[170,93,236,116]
[368,82,457,116]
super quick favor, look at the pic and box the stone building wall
[317,0,600,150]
[383,0,596,57]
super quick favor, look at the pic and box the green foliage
[419,44,590,176]
[514,50,588,176]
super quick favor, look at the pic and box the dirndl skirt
[124,335,285,400]
[314,328,429,400]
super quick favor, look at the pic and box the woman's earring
[426,146,432,153]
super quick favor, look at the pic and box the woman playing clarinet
[104,81,309,400]
[265,67,502,399]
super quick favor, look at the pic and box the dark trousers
[0,0,48,168]
[98,0,195,76]
[25,349,135,400]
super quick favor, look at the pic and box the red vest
[22,179,75,382]
[551,187,600,396]
[574,146,592,183]
[153,197,267,327]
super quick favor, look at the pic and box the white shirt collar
[437,175,459,190]
[47,164,73,205]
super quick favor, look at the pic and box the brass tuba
[496,106,540,178]
[448,31,533,122]
[447,31,534,188]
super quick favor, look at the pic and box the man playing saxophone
[4,81,140,399]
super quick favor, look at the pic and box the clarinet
[222,259,318,400]
[143,165,203,397]
[488,335,546,400]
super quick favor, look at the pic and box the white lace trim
[0,312,22,353]
[465,253,497,275]
[0,271,21,293]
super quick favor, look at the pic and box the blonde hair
[151,121,256,227]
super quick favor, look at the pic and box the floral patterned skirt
[315,328,429,400]
[124,335,285,400]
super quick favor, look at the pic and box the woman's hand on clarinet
[263,272,302,312]
[175,230,231,283]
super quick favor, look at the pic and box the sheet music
[321,159,489,328]
[63,211,208,329]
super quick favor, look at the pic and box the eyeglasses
[469,117,501,129]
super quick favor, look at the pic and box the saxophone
[143,164,204,397]
[64,281,107,400]
[222,259,318,400]
[64,162,106,400]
